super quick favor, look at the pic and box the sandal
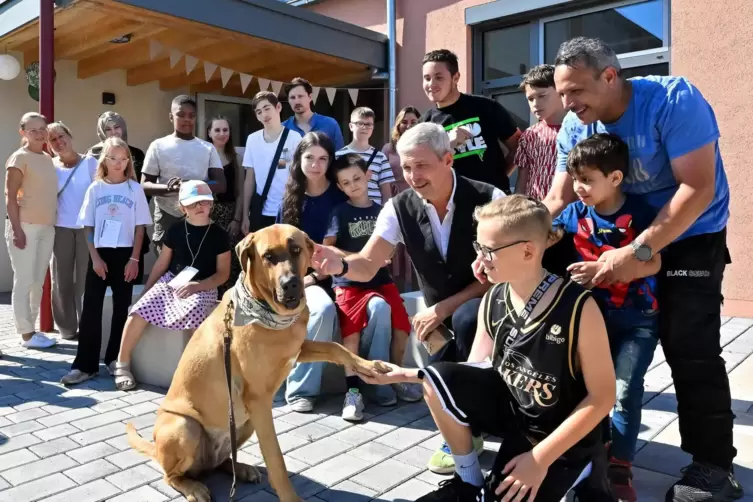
[112,362,137,391]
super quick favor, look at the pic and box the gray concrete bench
[101,284,198,388]
[101,285,430,392]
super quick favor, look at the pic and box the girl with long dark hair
[275,131,346,412]
[206,116,243,296]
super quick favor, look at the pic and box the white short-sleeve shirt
[373,170,505,260]
[242,128,302,216]
[54,155,97,228]
[142,135,223,217]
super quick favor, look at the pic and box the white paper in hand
[168,266,199,289]
[99,220,122,248]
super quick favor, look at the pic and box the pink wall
[312,0,753,314]
[671,0,753,315]
[309,0,493,115]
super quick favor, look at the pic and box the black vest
[393,174,496,307]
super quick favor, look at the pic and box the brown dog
[126,224,386,502]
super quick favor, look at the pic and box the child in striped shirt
[336,107,394,205]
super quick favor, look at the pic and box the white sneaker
[21,333,57,349]
[60,369,95,386]
[341,389,365,422]
[288,397,315,413]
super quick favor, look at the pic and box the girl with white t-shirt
[61,137,152,386]
[48,121,98,341]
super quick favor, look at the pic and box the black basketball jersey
[481,276,601,460]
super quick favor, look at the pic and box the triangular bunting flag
[220,67,233,88]
[311,86,321,103]
[348,88,359,106]
[185,55,199,75]
[204,62,218,82]
[239,74,253,93]
[257,78,270,91]
[169,49,183,68]
[325,87,337,105]
[271,80,283,96]
[149,40,163,60]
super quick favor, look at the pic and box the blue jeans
[283,285,337,403]
[604,308,659,462]
[355,297,396,404]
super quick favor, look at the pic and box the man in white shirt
[336,107,394,205]
[313,123,505,473]
[142,95,225,252]
[241,91,302,234]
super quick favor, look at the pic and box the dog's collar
[231,273,300,330]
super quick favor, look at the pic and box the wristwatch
[630,240,653,262]
[334,257,349,278]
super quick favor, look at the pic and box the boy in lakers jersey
[360,195,617,502]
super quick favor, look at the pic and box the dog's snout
[280,275,302,297]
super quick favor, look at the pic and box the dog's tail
[126,423,156,458]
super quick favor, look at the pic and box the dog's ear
[236,234,255,274]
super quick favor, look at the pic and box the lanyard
[493,272,559,362]
[185,220,211,268]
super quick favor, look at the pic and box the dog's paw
[372,360,392,374]
[184,482,212,502]
[236,462,262,483]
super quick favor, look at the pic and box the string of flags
[149,40,366,106]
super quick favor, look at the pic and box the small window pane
[483,24,531,81]
[621,62,669,79]
[545,0,664,62]
[492,91,530,132]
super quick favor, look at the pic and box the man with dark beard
[282,77,344,150]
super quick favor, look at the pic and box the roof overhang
[0,0,387,92]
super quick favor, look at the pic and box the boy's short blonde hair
[351,107,375,121]
[474,195,552,242]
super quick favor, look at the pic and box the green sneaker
[427,435,484,474]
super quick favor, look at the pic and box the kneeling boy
[361,195,616,502]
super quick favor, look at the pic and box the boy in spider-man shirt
[550,133,660,502]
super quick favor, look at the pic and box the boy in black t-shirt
[323,154,414,421]
[421,49,521,192]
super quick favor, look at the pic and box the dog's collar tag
[231,273,300,330]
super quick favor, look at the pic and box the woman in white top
[4,112,58,349]
[61,137,152,386]
[47,122,98,341]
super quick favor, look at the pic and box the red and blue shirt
[553,195,659,313]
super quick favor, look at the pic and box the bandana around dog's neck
[231,273,301,330]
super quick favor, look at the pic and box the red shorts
[334,283,412,338]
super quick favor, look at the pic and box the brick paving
[0,297,750,501]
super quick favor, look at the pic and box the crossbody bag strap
[365,147,379,169]
[259,128,290,204]
[57,156,85,198]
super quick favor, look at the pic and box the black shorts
[421,362,610,502]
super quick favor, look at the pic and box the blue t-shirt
[282,113,345,150]
[556,76,729,240]
[553,195,658,314]
[276,183,347,244]
[325,202,392,289]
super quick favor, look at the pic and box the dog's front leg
[296,340,388,376]
[250,402,300,502]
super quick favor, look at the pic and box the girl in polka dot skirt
[111,180,231,391]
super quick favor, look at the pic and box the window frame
[474,0,671,127]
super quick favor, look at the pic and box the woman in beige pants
[4,112,58,349]
[48,122,97,340]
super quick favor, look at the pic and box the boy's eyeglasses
[473,240,528,261]
[351,122,374,129]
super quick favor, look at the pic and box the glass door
[196,94,258,156]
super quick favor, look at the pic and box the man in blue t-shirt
[543,37,739,502]
[282,77,345,150]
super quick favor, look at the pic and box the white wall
[0,55,186,292]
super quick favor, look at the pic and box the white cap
[179,180,214,206]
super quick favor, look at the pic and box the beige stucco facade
[0,58,181,291]
[309,0,753,316]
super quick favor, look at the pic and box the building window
[483,23,532,81]
[543,0,666,63]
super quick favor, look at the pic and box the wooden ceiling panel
[66,25,167,62]
[57,19,146,59]
[3,3,84,50]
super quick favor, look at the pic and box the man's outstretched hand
[311,244,344,276]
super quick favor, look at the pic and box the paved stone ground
[0,297,750,501]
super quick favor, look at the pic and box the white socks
[453,450,484,487]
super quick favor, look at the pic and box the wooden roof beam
[124,38,229,87]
